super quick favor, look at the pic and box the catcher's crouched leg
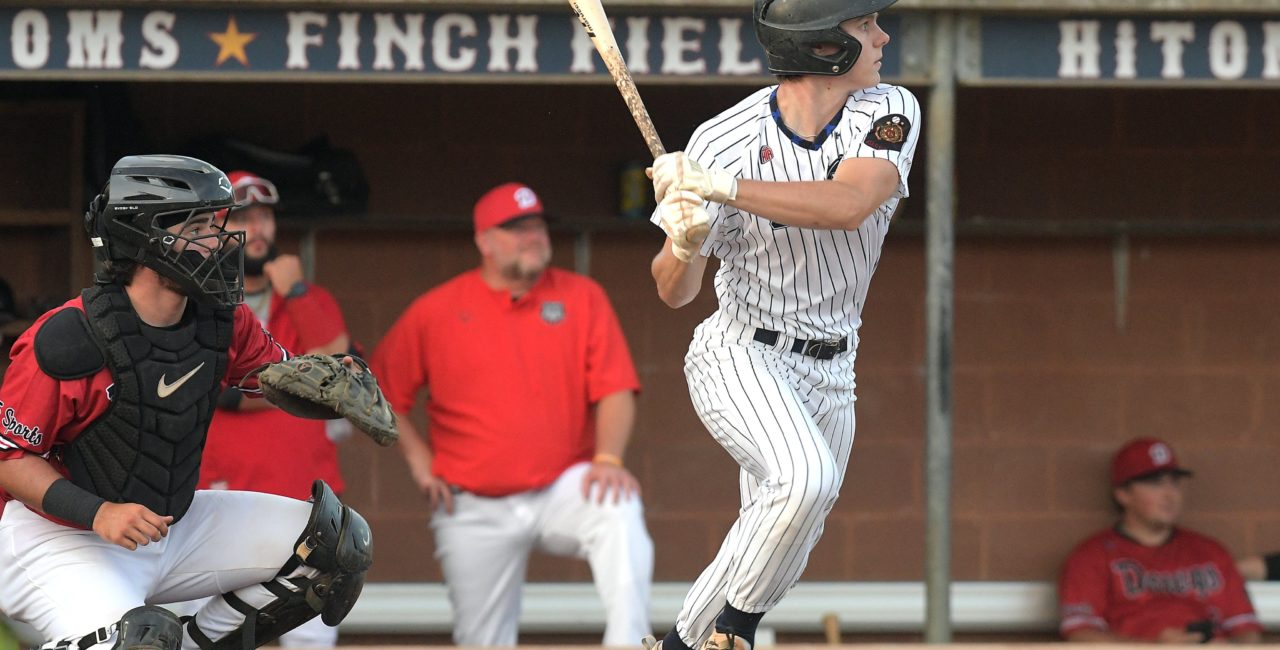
[185,481,372,650]
[295,479,373,625]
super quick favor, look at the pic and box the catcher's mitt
[252,354,398,447]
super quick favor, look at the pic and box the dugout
[1,0,1279,642]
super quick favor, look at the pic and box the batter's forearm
[732,179,881,231]
[652,246,707,308]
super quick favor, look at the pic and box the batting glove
[657,190,709,263]
[651,152,738,204]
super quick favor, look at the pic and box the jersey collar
[770,87,842,151]
[479,268,555,308]
[1113,522,1179,548]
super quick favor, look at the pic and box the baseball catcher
[0,155,376,650]
[252,354,399,447]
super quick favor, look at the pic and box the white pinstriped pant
[675,311,857,647]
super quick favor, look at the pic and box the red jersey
[0,296,287,521]
[200,286,347,499]
[1058,526,1262,641]
[371,268,640,497]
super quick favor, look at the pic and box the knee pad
[184,481,372,650]
[294,479,373,625]
[113,606,182,650]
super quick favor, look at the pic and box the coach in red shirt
[371,182,652,647]
[1058,438,1262,643]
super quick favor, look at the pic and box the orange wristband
[593,453,624,467]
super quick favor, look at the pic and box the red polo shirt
[371,268,640,497]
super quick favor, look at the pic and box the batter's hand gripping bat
[568,0,710,244]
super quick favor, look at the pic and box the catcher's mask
[85,155,245,308]
[754,0,898,76]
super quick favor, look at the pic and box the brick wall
[2,81,1278,585]
[310,229,1280,584]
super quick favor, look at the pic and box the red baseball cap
[473,182,543,233]
[1110,437,1193,487]
[227,171,280,207]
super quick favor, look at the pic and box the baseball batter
[0,156,372,650]
[646,1,919,650]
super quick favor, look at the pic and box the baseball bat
[822,612,842,645]
[568,0,710,244]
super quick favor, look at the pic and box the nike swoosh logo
[157,362,206,399]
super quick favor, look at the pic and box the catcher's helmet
[754,0,898,76]
[84,155,245,307]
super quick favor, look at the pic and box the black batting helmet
[84,155,245,307]
[754,0,898,76]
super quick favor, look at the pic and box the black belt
[752,328,848,360]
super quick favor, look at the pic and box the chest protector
[62,283,234,523]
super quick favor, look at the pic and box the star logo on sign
[209,16,257,67]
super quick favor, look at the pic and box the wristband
[1264,552,1280,581]
[216,387,243,411]
[593,453,624,467]
[713,171,739,203]
[284,281,309,300]
[43,478,106,529]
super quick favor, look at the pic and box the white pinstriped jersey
[659,83,921,344]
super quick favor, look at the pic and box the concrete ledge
[343,581,1280,634]
[6,581,1277,643]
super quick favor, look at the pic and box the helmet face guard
[754,0,898,76]
[86,155,246,308]
[147,208,246,307]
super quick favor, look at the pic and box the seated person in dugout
[1058,437,1262,644]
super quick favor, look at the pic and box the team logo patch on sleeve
[0,400,43,446]
[759,145,773,164]
[865,114,911,151]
